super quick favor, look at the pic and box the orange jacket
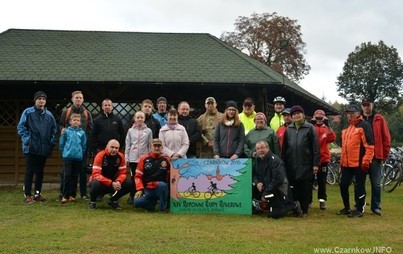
[89,149,127,187]
[341,116,374,168]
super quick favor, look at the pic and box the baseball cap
[243,98,254,107]
[361,97,372,106]
[151,139,163,146]
[345,104,360,112]
[205,97,216,103]
[281,108,291,115]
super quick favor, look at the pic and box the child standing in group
[125,111,153,203]
[59,113,87,204]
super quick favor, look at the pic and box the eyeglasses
[315,117,324,120]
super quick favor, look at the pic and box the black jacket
[282,120,320,182]
[253,151,290,198]
[178,115,202,157]
[90,113,125,153]
[145,114,161,139]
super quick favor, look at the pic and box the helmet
[273,96,286,104]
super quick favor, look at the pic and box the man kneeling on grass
[88,139,132,210]
[252,140,303,218]
[133,138,171,212]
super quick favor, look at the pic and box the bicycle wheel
[382,167,401,193]
[214,190,223,198]
[204,191,212,199]
[183,190,191,197]
[381,164,394,186]
[193,191,200,198]
[327,166,336,185]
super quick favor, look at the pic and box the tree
[337,41,403,114]
[221,12,310,82]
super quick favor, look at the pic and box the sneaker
[34,195,47,203]
[24,196,34,204]
[81,195,89,200]
[336,208,350,215]
[61,197,69,204]
[68,196,76,202]
[107,199,122,210]
[293,201,303,217]
[89,201,97,210]
[372,208,382,216]
[319,200,327,210]
[348,210,364,218]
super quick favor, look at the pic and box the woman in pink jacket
[159,108,190,159]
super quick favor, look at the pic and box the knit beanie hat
[254,112,267,123]
[156,96,167,104]
[290,105,305,115]
[225,101,237,110]
[33,91,47,101]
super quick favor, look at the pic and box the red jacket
[364,114,391,160]
[89,149,127,187]
[276,125,287,149]
[314,124,336,164]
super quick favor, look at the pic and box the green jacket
[244,126,281,157]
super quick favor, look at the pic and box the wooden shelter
[0,29,339,185]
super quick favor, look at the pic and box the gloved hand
[134,190,144,199]
[362,162,370,173]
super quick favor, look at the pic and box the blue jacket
[59,126,87,160]
[152,112,168,127]
[17,106,58,156]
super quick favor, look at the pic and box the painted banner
[170,158,252,214]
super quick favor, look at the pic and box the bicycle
[382,163,402,193]
[183,188,200,198]
[327,153,341,185]
[204,189,224,199]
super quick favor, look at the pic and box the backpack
[64,107,89,127]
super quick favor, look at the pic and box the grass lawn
[0,184,402,254]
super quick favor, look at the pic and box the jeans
[368,159,382,211]
[340,167,367,212]
[24,154,48,196]
[133,181,169,211]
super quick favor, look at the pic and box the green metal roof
[0,29,286,84]
[0,28,331,111]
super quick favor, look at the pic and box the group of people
[17,91,390,218]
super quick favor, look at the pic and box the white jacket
[125,124,153,163]
[159,123,190,158]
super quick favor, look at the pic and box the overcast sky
[1,0,401,103]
